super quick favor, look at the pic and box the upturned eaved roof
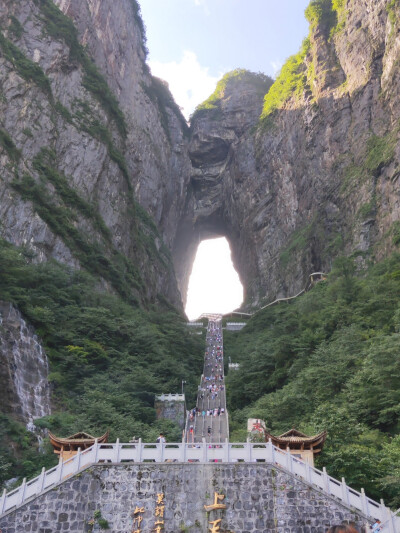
[265,428,327,449]
[49,430,109,448]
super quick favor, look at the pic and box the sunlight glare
[185,237,243,320]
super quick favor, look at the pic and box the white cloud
[149,51,220,120]
[270,60,283,78]
[193,0,210,15]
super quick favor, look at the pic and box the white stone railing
[155,393,185,402]
[226,322,247,330]
[1,440,399,531]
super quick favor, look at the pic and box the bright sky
[140,0,310,118]
[139,0,310,317]
[185,238,243,320]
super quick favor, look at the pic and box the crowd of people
[186,319,228,443]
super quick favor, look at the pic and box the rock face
[0,301,50,427]
[178,0,400,308]
[0,0,190,308]
[0,0,400,312]
[0,463,367,532]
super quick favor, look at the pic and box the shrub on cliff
[191,69,272,122]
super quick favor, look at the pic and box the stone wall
[0,463,368,533]
[155,396,186,429]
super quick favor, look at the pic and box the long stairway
[186,318,229,443]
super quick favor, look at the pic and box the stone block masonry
[155,394,185,429]
[0,463,367,533]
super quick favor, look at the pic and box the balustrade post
[114,439,120,463]
[57,456,63,482]
[224,438,229,462]
[38,466,46,492]
[360,488,368,516]
[19,478,27,505]
[382,501,395,533]
[341,477,350,505]
[138,439,143,462]
[94,438,99,464]
[322,467,330,494]
[160,442,165,463]
[75,448,82,472]
[389,511,398,533]
[179,442,186,462]
[0,488,6,514]
[245,442,252,462]
[286,447,292,472]
[202,438,207,463]
[305,462,312,483]
[267,438,274,463]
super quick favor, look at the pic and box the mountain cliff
[1,0,400,499]
[186,0,400,307]
[1,0,399,310]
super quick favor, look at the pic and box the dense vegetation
[0,238,204,488]
[225,255,400,506]
[260,0,347,124]
[191,69,272,121]
[142,76,189,140]
[260,38,310,122]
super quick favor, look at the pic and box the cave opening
[185,237,243,321]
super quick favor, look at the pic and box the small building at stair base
[155,394,186,429]
[49,431,109,461]
[265,428,327,466]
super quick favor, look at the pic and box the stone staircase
[185,318,229,444]
[2,317,399,531]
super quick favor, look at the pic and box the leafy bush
[0,238,204,488]
[11,168,142,302]
[8,16,24,39]
[226,253,400,503]
[0,31,51,95]
[192,69,272,121]
[386,0,398,29]
[260,38,310,120]
[142,77,189,140]
[0,128,21,161]
[365,133,396,172]
[305,0,337,36]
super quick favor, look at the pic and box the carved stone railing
[1,440,399,532]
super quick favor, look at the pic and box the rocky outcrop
[179,0,400,308]
[0,0,190,308]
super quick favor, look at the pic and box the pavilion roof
[265,428,327,447]
[49,430,109,447]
